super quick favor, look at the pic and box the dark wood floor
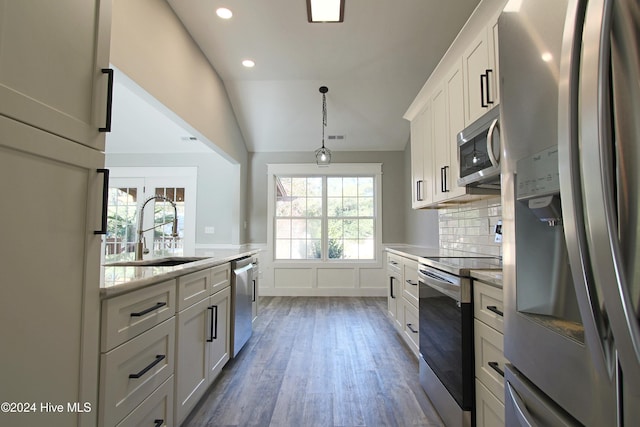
[182,297,444,427]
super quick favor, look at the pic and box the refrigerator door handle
[506,382,537,427]
[580,0,640,389]
[557,0,614,379]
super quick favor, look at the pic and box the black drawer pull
[130,302,167,317]
[94,168,110,234]
[406,279,418,286]
[485,69,494,104]
[488,361,504,377]
[407,323,418,334]
[99,68,114,132]
[486,305,504,317]
[153,420,164,427]
[390,277,396,299]
[129,355,165,379]
[207,305,218,342]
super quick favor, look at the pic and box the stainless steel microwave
[457,107,501,188]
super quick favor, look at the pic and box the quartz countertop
[385,245,442,262]
[470,269,503,288]
[101,248,259,299]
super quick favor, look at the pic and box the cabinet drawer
[210,262,231,294]
[100,318,175,427]
[403,302,420,356]
[474,281,504,333]
[474,319,506,403]
[177,269,211,312]
[102,280,176,351]
[387,253,402,275]
[115,375,174,427]
[402,258,419,308]
[475,379,505,427]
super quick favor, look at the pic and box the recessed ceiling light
[307,0,344,23]
[216,7,233,19]
[541,52,553,62]
[242,59,255,68]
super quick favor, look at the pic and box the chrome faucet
[135,195,179,260]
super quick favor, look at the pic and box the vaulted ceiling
[160,0,480,153]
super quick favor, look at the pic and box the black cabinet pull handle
[486,305,504,317]
[153,420,164,427]
[130,302,166,317]
[486,69,494,105]
[99,68,114,132]
[207,305,218,342]
[390,276,396,299]
[129,355,165,379]
[443,165,449,192]
[416,180,424,201]
[252,279,256,302]
[407,323,418,334]
[480,73,488,108]
[94,168,110,234]
[405,279,418,286]
[488,361,504,377]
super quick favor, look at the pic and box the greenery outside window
[269,163,382,262]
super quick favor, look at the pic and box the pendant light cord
[322,92,327,148]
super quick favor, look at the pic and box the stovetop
[419,255,502,277]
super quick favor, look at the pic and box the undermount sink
[105,256,209,267]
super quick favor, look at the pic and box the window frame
[267,163,383,265]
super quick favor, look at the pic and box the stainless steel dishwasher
[231,256,253,357]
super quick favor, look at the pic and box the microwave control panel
[516,146,560,200]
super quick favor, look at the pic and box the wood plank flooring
[182,297,444,427]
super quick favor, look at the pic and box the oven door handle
[418,270,461,301]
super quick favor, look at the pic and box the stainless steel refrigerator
[499,0,640,424]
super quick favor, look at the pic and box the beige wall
[110,0,249,243]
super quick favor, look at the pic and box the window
[270,164,382,261]
[102,168,197,262]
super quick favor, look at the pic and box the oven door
[418,267,474,413]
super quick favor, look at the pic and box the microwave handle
[487,118,500,167]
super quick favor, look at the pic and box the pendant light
[315,86,332,166]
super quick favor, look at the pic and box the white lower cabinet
[475,379,505,427]
[473,280,505,427]
[100,318,175,427]
[115,376,174,427]
[386,251,420,358]
[174,269,231,426]
[100,261,236,427]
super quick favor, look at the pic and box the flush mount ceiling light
[315,86,332,166]
[242,59,255,68]
[307,0,345,23]
[216,7,233,19]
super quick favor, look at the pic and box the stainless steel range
[417,256,501,427]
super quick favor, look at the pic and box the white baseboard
[259,287,386,297]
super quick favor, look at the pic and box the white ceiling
[110,1,481,155]
[161,0,481,153]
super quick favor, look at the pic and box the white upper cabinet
[0,0,112,150]
[462,9,501,126]
[406,0,506,209]
[411,102,433,208]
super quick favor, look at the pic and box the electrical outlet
[494,220,502,243]
[205,226,215,234]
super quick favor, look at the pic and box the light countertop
[101,248,259,299]
[470,269,503,287]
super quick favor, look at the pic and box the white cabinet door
[0,0,112,150]
[445,61,467,199]
[207,286,231,384]
[0,116,104,427]
[463,30,492,125]
[432,83,449,202]
[487,11,501,107]
[174,297,209,426]
[410,109,425,209]
[410,102,433,208]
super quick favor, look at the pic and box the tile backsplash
[439,197,502,257]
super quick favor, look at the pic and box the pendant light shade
[315,86,332,166]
